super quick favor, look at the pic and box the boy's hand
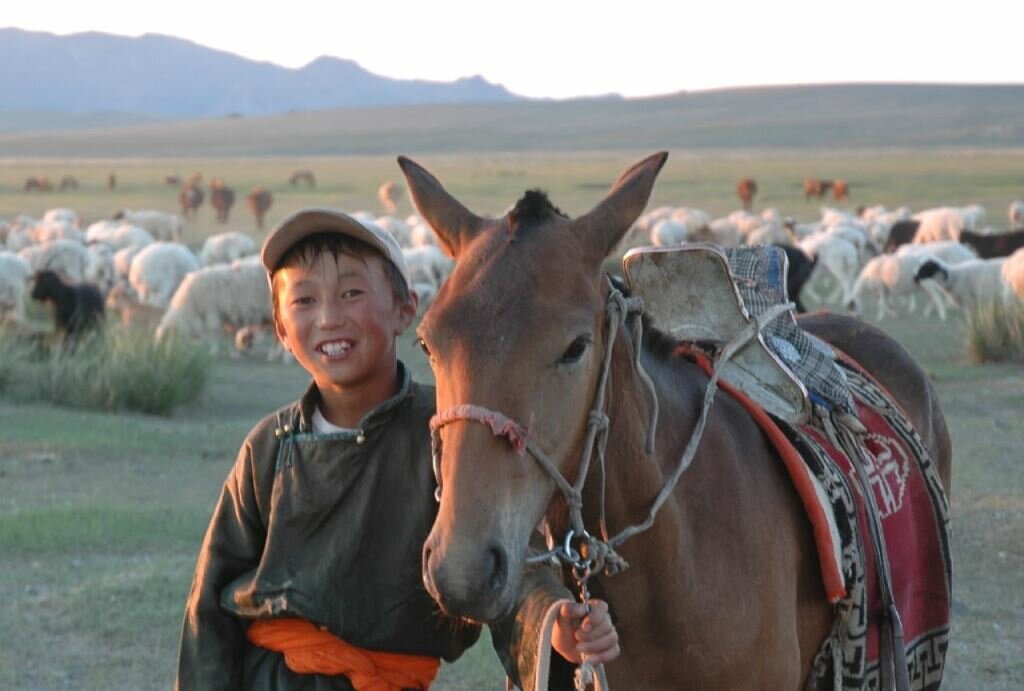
[551,599,620,664]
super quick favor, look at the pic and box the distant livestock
[165,174,183,186]
[155,259,271,351]
[960,228,1024,259]
[378,181,403,214]
[209,179,236,223]
[24,176,52,192]
[736,178,757,211]
[112,209,184,242]
[31,269,105,340]
[832,179,849,203]
[108,173,117,190]
[129,242,201,308]
[289,170,316,188]
[0,252,33,323]
[1010,200,1024,227]
[199,232,257,267]
[179,183,204,219]
[803,178,833,201]
[58,175,79,191]
[245,187,274,229]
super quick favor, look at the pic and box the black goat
[960,228,1024,259]
[773,243,818,313]
[883,219,921,253]
[30,270,105,340]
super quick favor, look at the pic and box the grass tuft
[964,300,1024,364]
[0,323,211,415]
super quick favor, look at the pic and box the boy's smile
[274,251,416,426]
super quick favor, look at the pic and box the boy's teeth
[321,342,351,356]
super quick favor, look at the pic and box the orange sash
[246,617,440,691]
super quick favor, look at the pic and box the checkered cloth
[723,246,857,416]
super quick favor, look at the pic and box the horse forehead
[429,229,598,347]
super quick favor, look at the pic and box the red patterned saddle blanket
[682,347,952,690]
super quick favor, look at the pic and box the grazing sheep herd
[626,197,1024,322]
[0,187,455,358]
[2,175,1023,360]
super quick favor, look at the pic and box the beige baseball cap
[260,207,411,288]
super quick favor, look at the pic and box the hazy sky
[7,1,1022,98]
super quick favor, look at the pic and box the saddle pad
[679,347,951,690]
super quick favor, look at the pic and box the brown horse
[209,178,235,223]
[179,183,204,219]
[402,153,952,689]
[804,177,834,201]
[833,179,850,203]
[736,177,758,210]
[246,187,274,229]
[378,180,403,214]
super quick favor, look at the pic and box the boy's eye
[341,289,364,299]
[292,296,315,306]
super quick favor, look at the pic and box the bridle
[429,279,791,586]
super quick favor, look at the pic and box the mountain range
[0,27,522,119]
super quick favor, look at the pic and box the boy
[176,208,619,689]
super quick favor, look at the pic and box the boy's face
[274,250,417,407]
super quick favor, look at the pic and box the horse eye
[414,337,431,357]
[558,336,591,365]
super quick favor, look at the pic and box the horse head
[400,152,667,622]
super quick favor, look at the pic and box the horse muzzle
[422,532,518,623]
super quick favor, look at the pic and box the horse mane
[508,189,567,232]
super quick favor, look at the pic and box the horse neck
[581,327,700,529]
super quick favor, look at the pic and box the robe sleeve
[175,438,268,690]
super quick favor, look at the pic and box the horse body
[402,153,951,689]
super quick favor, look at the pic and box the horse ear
[576,151,669,258]
[397,156,484,259]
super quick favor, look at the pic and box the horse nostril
[487,544,508,593]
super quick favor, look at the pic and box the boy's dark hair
[270,232,410,316]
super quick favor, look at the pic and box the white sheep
[199,231,257,266]
[798,232,861,305]
[32,219,85,244]
[403,245,454,294]
[847,242,974,321]
[85,221,155,250]
[84,243,117,295]
[651,218,688,246]
[155,260,271,350]
[129,242,201,308]
[1010,200,1024,228]
[112,245,146,282]
[1001,247,1024,300]
[114,209,184,242]
[18,239,91,283]
[670,207,712,234]
[0,251,33,322]
[42,208,80,228]
[374,216,412,248]
[744,223,792,246]
[912,207,966,244]
[915,256,1011,311]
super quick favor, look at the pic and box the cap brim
[261,208,395,274]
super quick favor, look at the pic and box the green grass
[0,324,212,415]
[1,150,1023,689]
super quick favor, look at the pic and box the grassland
[1,149,1022,689]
